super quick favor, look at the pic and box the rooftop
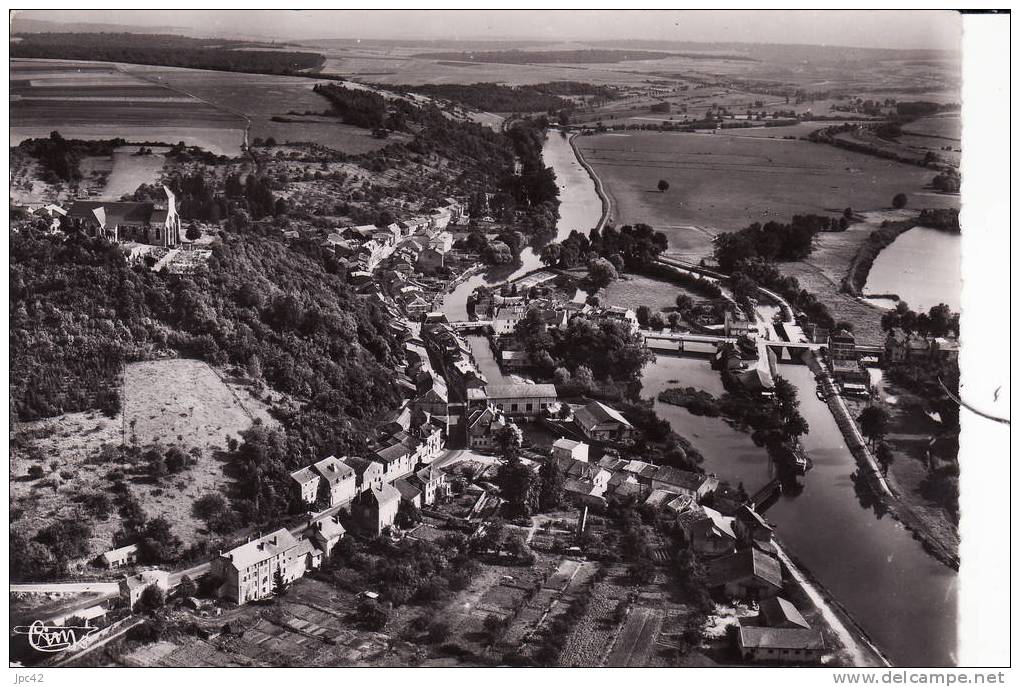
[738,626,824,651]
[485,383,558,400]
[222,529,300,570]
[705,549,782,590]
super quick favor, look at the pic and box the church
[67,185,182,247]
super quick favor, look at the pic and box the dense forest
[11,32,325,74]
[391,83,573,113]
[10,231,402,422]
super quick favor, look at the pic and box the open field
[596,273,709,313]
[123,359,274,448]
[122,65,409,154]
[11,60,247,155]
[11,359,274,563]
[575,130,959,260]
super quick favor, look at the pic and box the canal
[640,354,958,666]
[443,123,960,666]
[863,225,962,312]
[439,131,603,321]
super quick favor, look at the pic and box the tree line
[12,32,325,75]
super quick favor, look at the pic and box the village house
[343,455,386,495]
[735,505,775,545]
[705,548,783,600]
[678,505,738,557]
[312,455,357,506]
[289,466,321,505]
[352,483,402,535]
[486,383,558,418]
[100,543,138,569]
[120,569,171,610]
[466,403,509,450]
[416,246,446,274]
[374,440,416,482]
[411,372,450,416]
[492,303,527,335]
[827,328,857,360]
[553,455,612,497]
[737,597,825,664]
[575,401,635,443]
[304,516,346,558]
[211,529,312,605]
[552,438,590,463]
[409,464,447,505]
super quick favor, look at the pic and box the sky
[12,9,963,50]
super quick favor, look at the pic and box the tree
[483,613,505,644]
[875,441,895,476]
[636,305,651,328]
[505,532,534,564]
[273,567,290,597]
[27,465,45,479]
[843,207,854,220]
[574,365,595,391]
[495,422,523,461]
[657,179,670,193]
[858,405,891,448]
[395,498,422,529]
[193,493,229,521]
[675,294,694,314]
[136,584,166,613]
[185,224,202,241]
[667,312,680,330]
[497,459,539,517]
[648,312,666,331]
[539,458,565,512]
[356,598,390,630]
[136,516,182,564]
[587,257,619,289]
[892,193,908,209]
[178,575,198,598]
[164,445,189,474]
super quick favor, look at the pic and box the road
[11,582,120,595]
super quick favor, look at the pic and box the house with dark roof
[374,440,416,482]
[466,404,508,450]
[343,455,385,495]
[575,401,635,443]
[305,516,346,558]
[704,548,783,600]
[678,505,738,557]
[352,483,401,535]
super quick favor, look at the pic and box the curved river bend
[440,132,601,321]
[483,130,958,666]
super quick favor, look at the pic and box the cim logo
[12,621,100,653]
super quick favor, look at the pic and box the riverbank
[567,131,611,231]
[776,541,891,668]
[806,350,960,570]
[842,220,915,296]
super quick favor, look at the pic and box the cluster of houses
[319,198,466,276]
[883,329,960,365]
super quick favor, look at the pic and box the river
[448,126,960,665]
[863,225,962,313]
[640,353,958,666]
[439,132,603,321]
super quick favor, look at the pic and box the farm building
[575,401,635,443]
[486,383,558,418]
[100,543,138,568]
[705,548,783,600]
